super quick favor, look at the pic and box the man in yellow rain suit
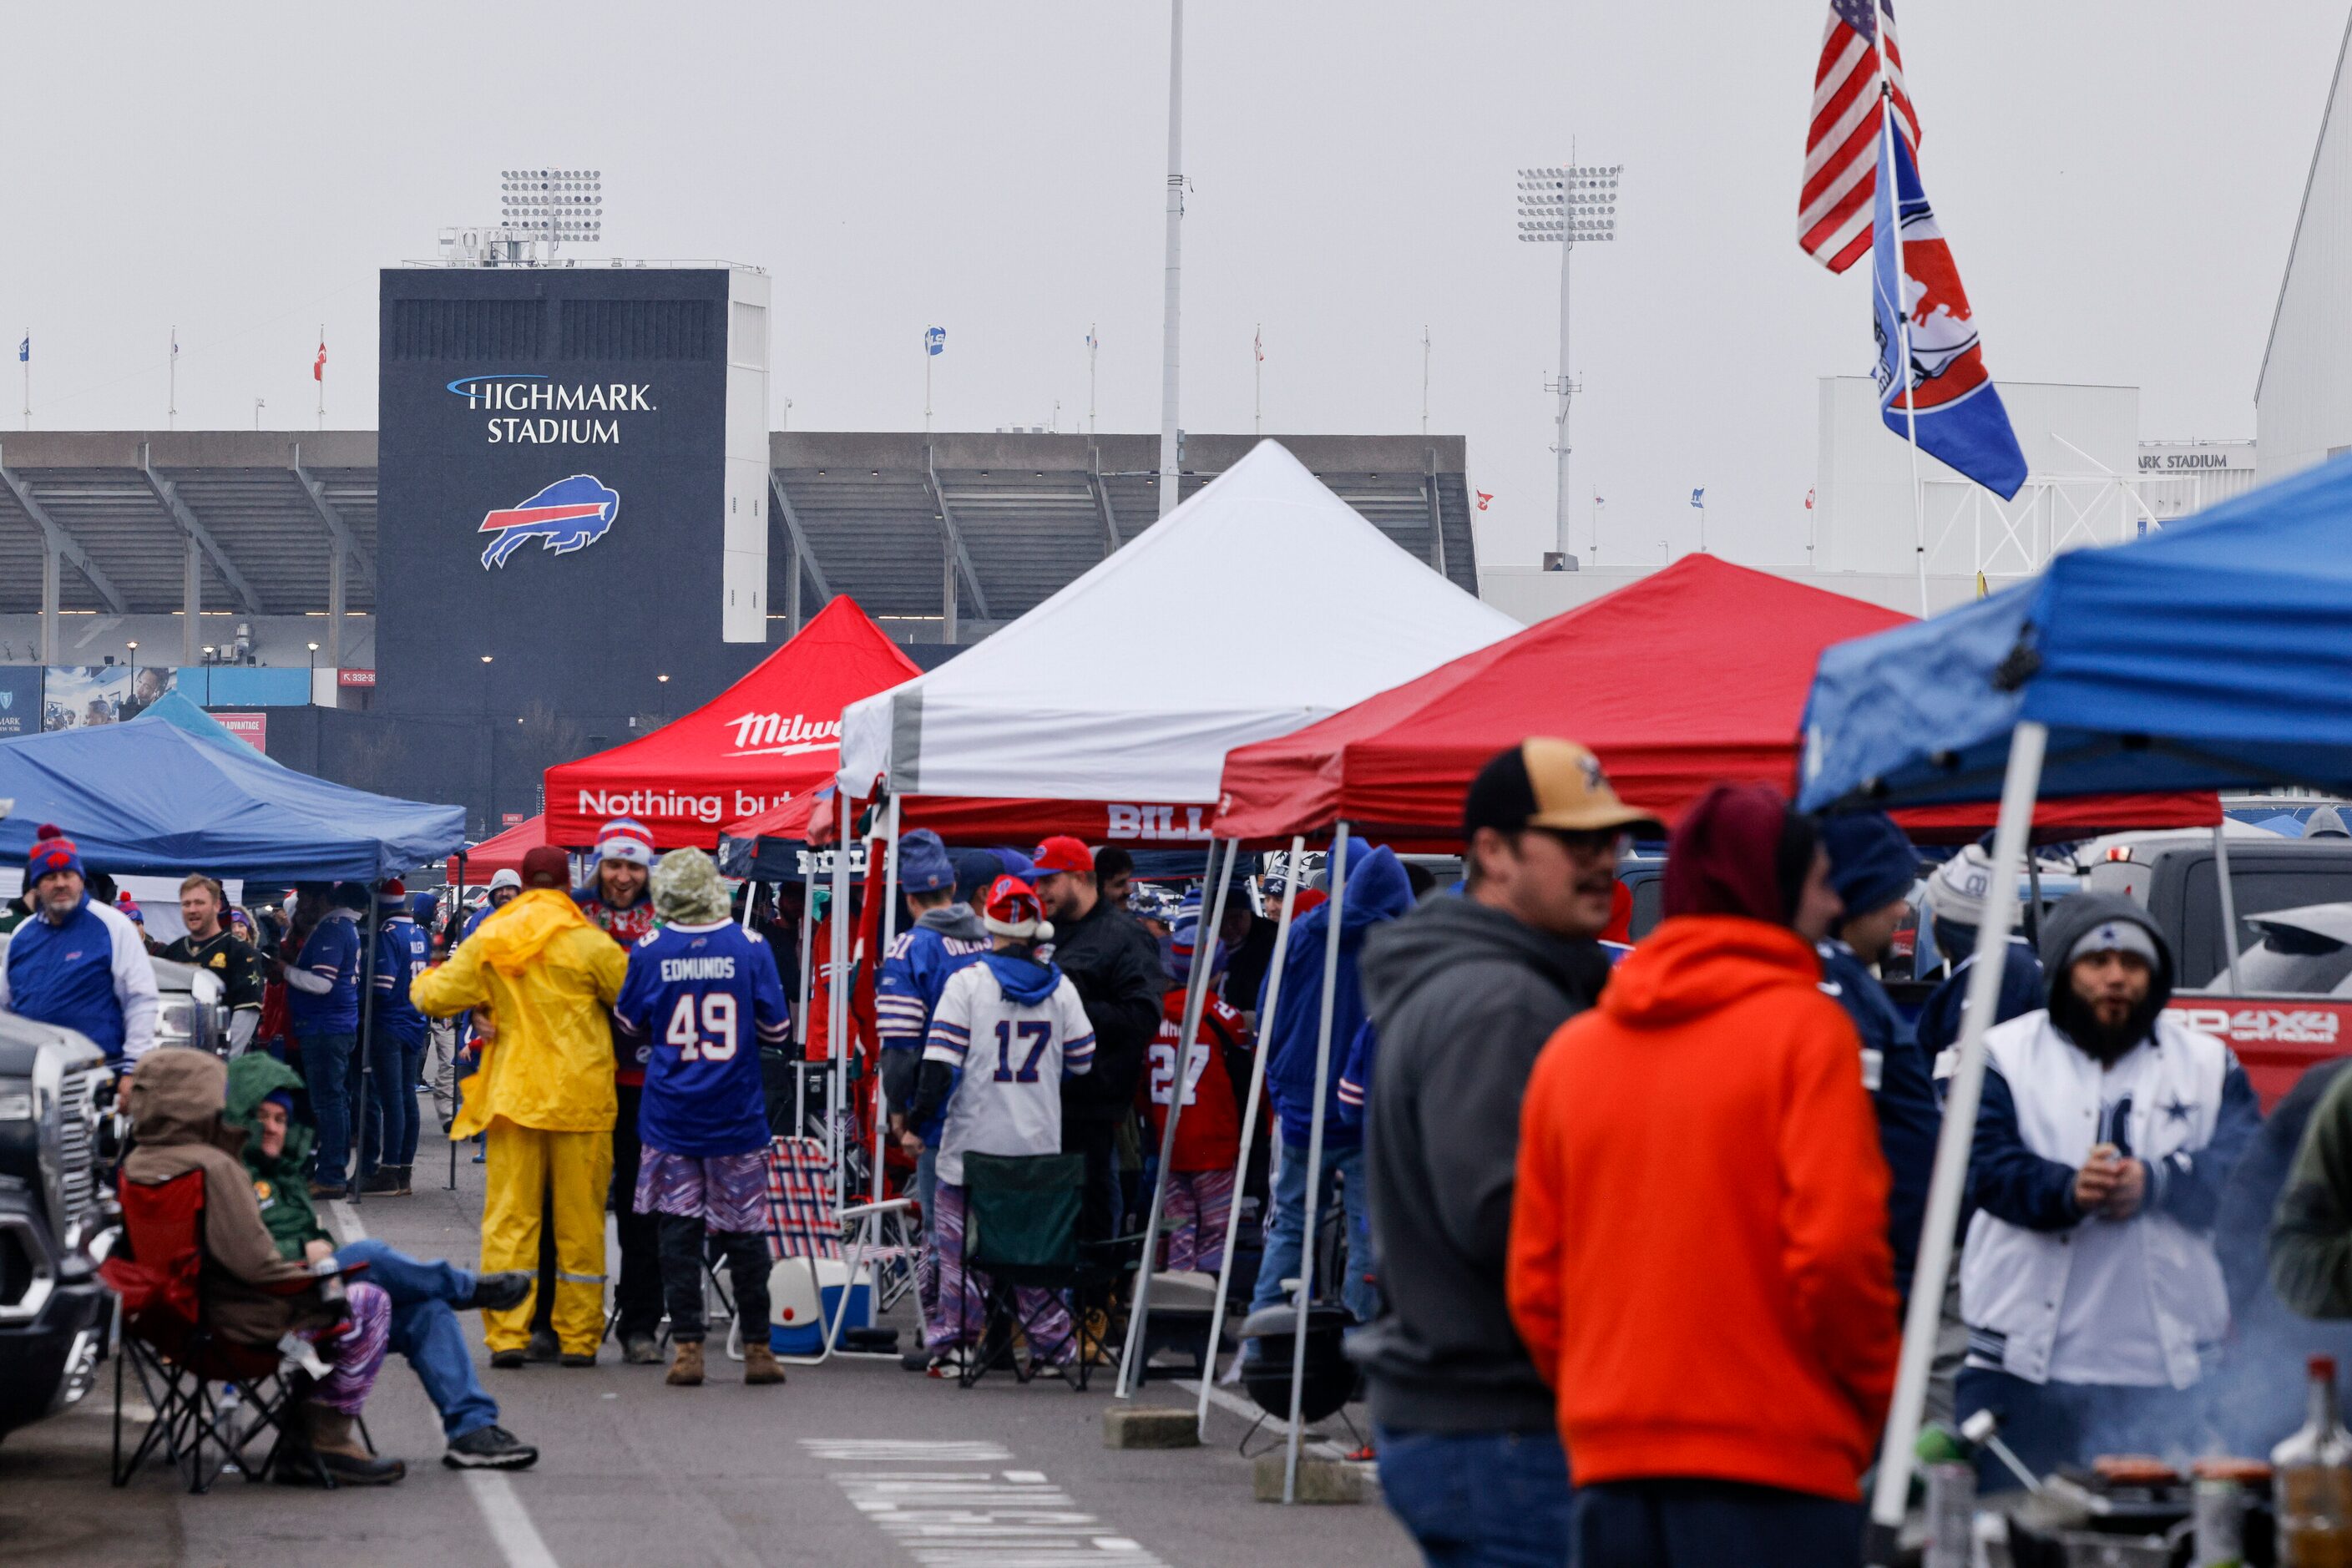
[413,846,628,1366]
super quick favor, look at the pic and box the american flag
[1798,0,1919,273]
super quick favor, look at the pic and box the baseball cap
[1463,740,1665,842]
[1031,836,1094,876]
[520,846,569,889]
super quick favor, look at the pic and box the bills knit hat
[26,824,83,885]
[983,875,1054,942]
[596,817,655,867]
[898,829,956,896]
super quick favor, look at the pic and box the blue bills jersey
[615,920,792,1158]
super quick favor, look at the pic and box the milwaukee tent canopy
[0,710,463,881]
[835,441,1520,833]
[1216,554,2213,847]
[447,812,548,883]
[1799,453,2352,811]
[545,595,922,850]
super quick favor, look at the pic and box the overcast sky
[6,1,2344,574]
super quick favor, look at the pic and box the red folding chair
[100,1169,365,1492]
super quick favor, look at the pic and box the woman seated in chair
[899,876,1096,1370]
[119,1050,405,1485]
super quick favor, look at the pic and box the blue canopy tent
[1796,453,2352,1547]
[131,690,283,766]
[0,712,462,881]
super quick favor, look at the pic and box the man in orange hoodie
[1509,784,1899,1567]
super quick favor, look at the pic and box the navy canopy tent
[0,711,463,881]
[1795,453,2352,1550]
[1800,453,2352,812]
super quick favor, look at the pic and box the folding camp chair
[100,1170,370,1492]
[761,1134,911,1365]
[948,1151,1142,1393]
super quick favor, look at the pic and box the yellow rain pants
[481,1121,613,1356]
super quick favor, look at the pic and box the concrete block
[1103,1404,1201,1449]
[1252,1454,1366,1505]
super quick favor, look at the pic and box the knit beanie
[1662,783,1818,927]
[898,829,956,896]
[1819,812,1919,923]
[25,824,83,885]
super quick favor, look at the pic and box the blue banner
[0,667,38,737]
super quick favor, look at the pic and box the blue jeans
[1250,1140,1377,1323]
[335,1238,498,1440]
[354,1027,411,1176]
[1571,1478,1861,1568]
[1377,1427,1574,1567]
[297,1029,357,1187]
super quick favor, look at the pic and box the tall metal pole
[168,328,176,431]
[1156,0,1185,518]
[1554,223,1575,564]
[1420,326,1430,438]
[1087,325,1098,437]
[1871,2,1930,619]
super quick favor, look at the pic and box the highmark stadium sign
[446,373,657,444]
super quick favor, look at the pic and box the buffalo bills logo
[478,474,620,569]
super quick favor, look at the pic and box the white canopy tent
[835,439,1520,810]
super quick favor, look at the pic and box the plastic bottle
[2274,1354,2352,1568]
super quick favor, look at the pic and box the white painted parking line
[466,1471,561,1568]
[326,1197,367,1241]
[805,1439,1168,1565]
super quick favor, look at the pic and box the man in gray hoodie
[1355,740,1662,1566]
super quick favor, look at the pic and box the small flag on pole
[925,326,945,357]
[171,330,180,360]
[1475,489,1493,511]
[16,336,26,363]
[314,335,327,382]
[1254,327,1264,363]
[1690,488,1705,508]
[1975,570,1988,599]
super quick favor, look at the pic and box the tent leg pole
[353,898,381,1209]
[829,797,852,1201]
[1865,721,2047,1561]
[2213,820,2244,992]
[1200,835,1303,1439]
[1284,825,1351,1506]
[797,866,817,1136]
[1118,837,1236,1399]
[873,801,901,1208]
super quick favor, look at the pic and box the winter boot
[359,1168,402,1196]
[667,1340,706,1387]
[524,1328,561,1363]
[392,1165,413,1196]
[620,1333,664,1365]
[304,1404,406,1485]
[743,1341,786,1386]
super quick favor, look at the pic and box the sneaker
[443,1425,539,1470]
[899,1349,933,1373]
[524,1328,561,1363]
[307,1181,348,1200]
[358,1169,401,1195]
[620,1333,664,1366]
[463,1271,533,1313]
[488,1348,528,1369]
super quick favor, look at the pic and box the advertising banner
[212,712,268,751]
[120,665,180,721]
[43,665,131,730]
[0,667,38,737]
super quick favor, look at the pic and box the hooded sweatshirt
[920,948,1096,1184]
[1509,916,1899,1500]
[1352,893,1613,1434]
[119,1050,332,1344]
[224,1052,328,1261]
[1262,843,1414,1150]
[878,901,992,1141]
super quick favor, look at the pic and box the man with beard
[1955,893,2258,1488]
[571,817,665,1365]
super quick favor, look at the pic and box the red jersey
[1140,988,1252,1172]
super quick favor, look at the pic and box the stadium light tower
[499,169,604,260]
[1518,161,1620,569]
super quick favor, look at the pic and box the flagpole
[169,328,177,431]
[1421,325,1431,438]
[1253,324,1262,438]
[316,323,326,431]
[1087,324,1098,437]
[1875,0,1930,618]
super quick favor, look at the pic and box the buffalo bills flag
[1869,113,2026,500]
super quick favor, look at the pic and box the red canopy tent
[543,596,922,851]
[446,812,548,882]
[1213,554,2218,844]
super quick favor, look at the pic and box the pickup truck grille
[54,1065,96,1226]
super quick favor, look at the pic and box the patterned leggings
[923,1181,1078,1363]
[1161,1169,1235,1275]
[308,1282,392,1416]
